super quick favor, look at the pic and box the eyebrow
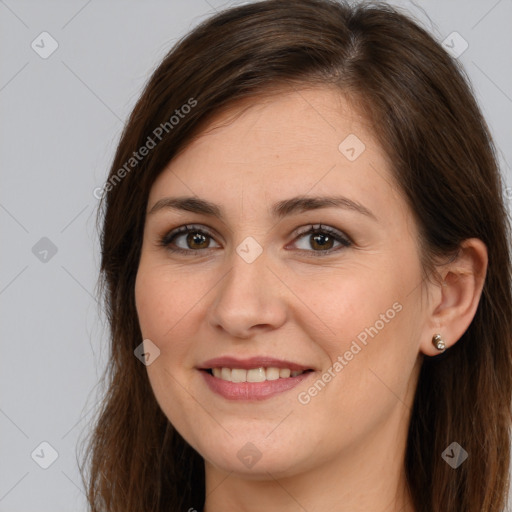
[148,195,377,221]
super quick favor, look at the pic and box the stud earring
[432,333,446,351]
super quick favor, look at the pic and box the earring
[432,333,446,351]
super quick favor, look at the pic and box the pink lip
[199,356,312,371]
[200,369,314,401]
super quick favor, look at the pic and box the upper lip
[198,356,313,371]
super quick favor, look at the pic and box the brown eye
[291,224,352,256]
[185,231,210,250]
[160,223,351,257]
[309,232,335,251]
[160,225,220,254]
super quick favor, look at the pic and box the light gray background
[1,0,511,511]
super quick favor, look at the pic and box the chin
[197,436,314,479]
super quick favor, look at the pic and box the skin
[134,86,487,512]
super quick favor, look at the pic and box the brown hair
[80,1,512,510]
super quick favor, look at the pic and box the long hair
[80,1,512,510]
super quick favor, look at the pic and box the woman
[81,1,512,511]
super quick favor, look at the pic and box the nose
[207,248,288,339]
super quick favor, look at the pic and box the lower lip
[200,370,313,401]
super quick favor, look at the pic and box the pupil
[312,233,332,250]
[188,232,208,249]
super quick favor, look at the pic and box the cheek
[135,263,195,343]
[298,268,405,356]
[134,264,196,408]
[297,260,421,406]
[135,265,204,435]
[134,261,216,381]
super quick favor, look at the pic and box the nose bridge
[225,244,268,300]
[207,243,287,337]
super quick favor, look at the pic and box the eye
[159,224,220,254]
[289,224,352,256]
[159,223,352,257]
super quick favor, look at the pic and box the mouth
[197,357,315,400]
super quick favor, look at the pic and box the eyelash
[158,223,352,257]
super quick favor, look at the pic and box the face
[135,86,427,478]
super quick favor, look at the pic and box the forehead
[181,86,374,166]
[149,86,405,222]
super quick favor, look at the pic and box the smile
[198,357,315,400]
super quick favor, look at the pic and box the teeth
[266,367,280,381]
[247,368,266,382]
[221,367,231,381]
[231,368,246,383]
[209,367,306,382]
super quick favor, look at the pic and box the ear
[419,238,488,356]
